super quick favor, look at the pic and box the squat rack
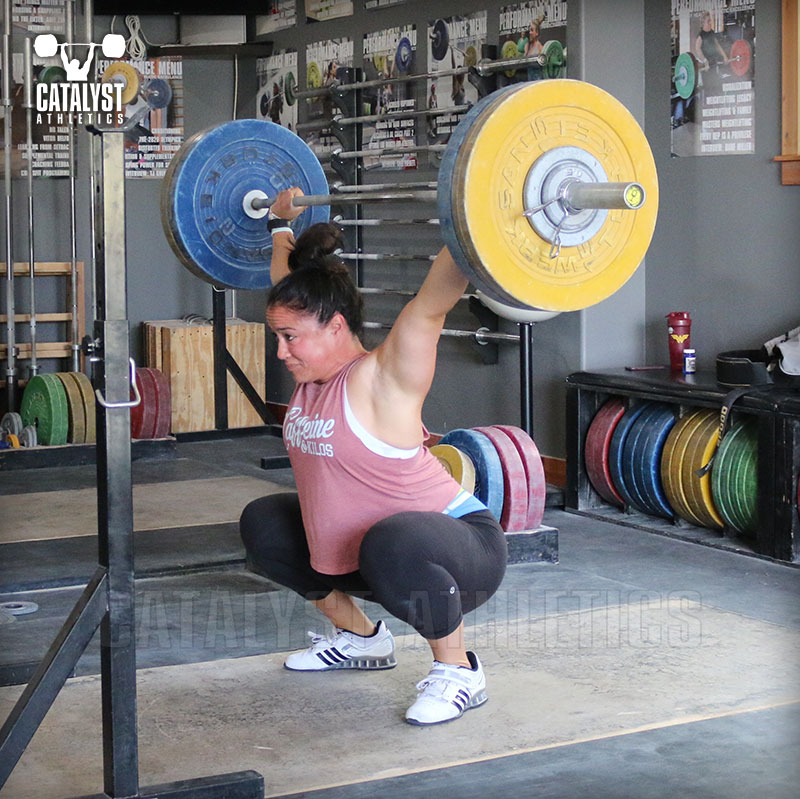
[0,129,263,799]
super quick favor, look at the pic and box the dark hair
[267,222,363,335]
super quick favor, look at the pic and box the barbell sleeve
[561,181,646,212]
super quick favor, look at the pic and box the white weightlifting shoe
[284,619,397,671]
[405,651,488,726]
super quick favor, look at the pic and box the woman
[240,188,507,726]
[694,11,729,95]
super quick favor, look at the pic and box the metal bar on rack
[340,252,436,262]
[333,181,438,192]
[333,144,447,160]
[519,322,534,437]
[86,0,98,323]
[66,5,80,371]
[326,67,470,94]
[334,217,440,227]
[363,320,520,344]
[23,37,37,376]
[335,104,471,127]
[296,103,470,132]
[3,0,16,407]
[251,190,437,210]
[359,287,475,300]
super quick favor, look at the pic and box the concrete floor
[1,433,799,799]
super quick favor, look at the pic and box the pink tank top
[284,355,462,574]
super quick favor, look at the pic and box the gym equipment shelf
[565,368,799,565]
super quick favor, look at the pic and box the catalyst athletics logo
[33,32,127,126]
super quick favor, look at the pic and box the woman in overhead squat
[240,188,507,726]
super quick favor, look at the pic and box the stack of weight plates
[9,367,172,446]
[0,411,37,449]
[15,372,95,446]
[661,409,724,530]
[710,418,758,536]
[433,425,547,532]
[586,398,677,519]
[585,398,758,536]
[131,367,172,439]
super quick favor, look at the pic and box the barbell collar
[250,189,437,211]
[561,181,646,212]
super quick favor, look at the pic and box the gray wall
[4,1,797,460]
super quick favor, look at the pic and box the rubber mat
[2,599,798,799]
[0,476,286,543]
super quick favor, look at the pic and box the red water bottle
[667,312,692,371]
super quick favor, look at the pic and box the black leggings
[240,493,507,640]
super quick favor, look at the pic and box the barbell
[161,79,658,311]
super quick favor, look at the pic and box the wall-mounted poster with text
[257,50,298,132]
[362,25,417,171]
[498,1,567,84]
[305,37,354,158]
[670,1,755,157]
[426,12,486,156]
[96,56,185,179]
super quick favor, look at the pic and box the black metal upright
[0,127,263,799]
[212,287,229,431]
[519,322,534,437]
[92,130,140,797]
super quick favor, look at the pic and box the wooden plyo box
[143,319,266,433]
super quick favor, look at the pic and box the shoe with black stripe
[405,651,487,725]
[284,620,396,671]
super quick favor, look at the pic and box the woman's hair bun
[288,222,345,273]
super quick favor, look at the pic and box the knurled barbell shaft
[561,181,646,211]
[296,104,470,132]
[334,217,440,226]
[251,190,438,210]
[333,144,447,160]
[340,252,435,262]
[363,321,520,344]
[333,181,438,192]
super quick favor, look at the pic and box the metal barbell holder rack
[290,52,555,101]
[0,128,264,799]
[296,103,471,133]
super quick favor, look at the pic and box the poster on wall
[361,25,417,171]
[257,50,298,131]
[95,56,185,178]
[11,0,66,33]
[498,1,567,84]
[254,1,297,36]
[670,1,755,157]
[426,11,486,154]
[305,0,353,22]
[305,37,354,158]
